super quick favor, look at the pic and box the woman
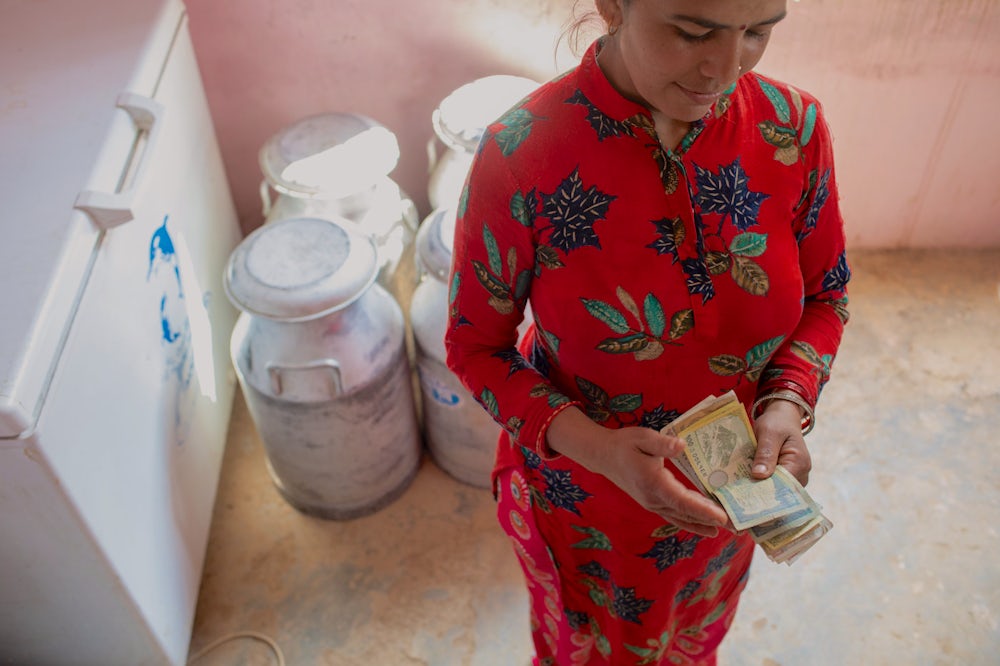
[445,0,850,663]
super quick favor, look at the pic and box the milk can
[259,112,419,312]
[410,207,501,488]
[427,75,540,210]
[225,216,422,519]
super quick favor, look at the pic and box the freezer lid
[0,0,187,439]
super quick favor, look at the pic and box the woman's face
[598,0,787,123]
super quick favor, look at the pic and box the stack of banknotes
[661,391,832,565]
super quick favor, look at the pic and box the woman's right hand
[545,408,730,537]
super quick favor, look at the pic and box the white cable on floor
[187,631,286,665]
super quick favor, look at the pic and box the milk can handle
[267,359,344,398]
[259,180,274,218]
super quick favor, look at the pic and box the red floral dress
[445,39,850,666]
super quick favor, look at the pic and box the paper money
[661,391,832,565]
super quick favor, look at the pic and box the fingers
[635,432,686,460]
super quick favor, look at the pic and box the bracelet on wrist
[751,390,816,435]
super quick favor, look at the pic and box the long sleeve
[757,103,851,409]
[444,137,581,456]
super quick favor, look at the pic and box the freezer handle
[74,92,165,230]
[266,359,344,399]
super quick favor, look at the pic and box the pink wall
[186,0,1000,248]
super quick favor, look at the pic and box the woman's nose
[700,35,743,83]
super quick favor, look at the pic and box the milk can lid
[259,112,400,198]
[224,216,379,321]
[432,75,540,152]
[415,207,456,281]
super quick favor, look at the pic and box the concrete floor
[188,249,1000,666]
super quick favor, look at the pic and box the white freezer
[0,0,241,663]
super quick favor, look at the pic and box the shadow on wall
[185,0,582,235]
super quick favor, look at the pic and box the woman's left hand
[750,398,812,486]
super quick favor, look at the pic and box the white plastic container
[226,216,421,519]
[259,112,419,311]
[410,208,502,488]
[427,75,539,210]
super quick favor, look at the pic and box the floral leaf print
[651,523,681,538]
[830,296,850,325]
[730,231,767,258]
[792,340,833,384]
[458,182,470,218]
[579,560,611,581]
[708,354,746,377]
[448,271,460,308]
[581,298,631,334]
[823,251,852,293]
[505,416,524,439]
[758,120,799,166]
[626,630,673,665]
[571,525,613,551]
[617,286,642,322]
[668,309,695,340]
[542,467,592,515]
[535,244,564,274]
[800,103,818,147]
[647,217,685,262]
[745,335,785,381]
[471,260,514,314]
[789,85,804,122]
[709,335,784,382]
[675,580,701,604]
[494,108,537,156]
[643,294,666,338]
[730,255,770,296]
[694,157,770,232]
[640,534,699,572]
[801,169,831,240]
[567,90,635,141]
[529,383,571,409]
[608,393,643,413]
[640,405,682,431]
[479,387,499,419]
[510,190,536,227]
[682,257,716,305]
[484,225,503,276]
[596,333,651,355]
[611,584,654,625]
[796,169,819,211]
[705,250,731,275]
[757,77,791,124]
[576,376,609,409]
[542,168,615,252]
[492,348,532,378]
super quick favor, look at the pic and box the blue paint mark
[148,215,194,444]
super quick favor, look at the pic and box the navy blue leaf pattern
[800,168,831,241]
[579,560,611,581]
[705,541,740,575]
[542,168,616,252]
[611,584,655,624]
[640,535,700,572]
[646,217,682,263]
[695,157,770,231]
[492,348,532,378]
[822,251,851,293]
[682,257,716,304]
[567,90,636,141]
[639,404,682,431]
[542,467,592,515]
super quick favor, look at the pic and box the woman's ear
[595,0,624,33]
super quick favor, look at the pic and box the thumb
[751,435,780,478]
[638,432,686,459]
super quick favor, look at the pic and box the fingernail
[753,464,768,475]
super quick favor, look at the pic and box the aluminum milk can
[427,75,539,210]
[259,112,419,312]
[225,216,421,519]
[410,207,501,488]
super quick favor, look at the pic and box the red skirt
[496,458,755,666]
